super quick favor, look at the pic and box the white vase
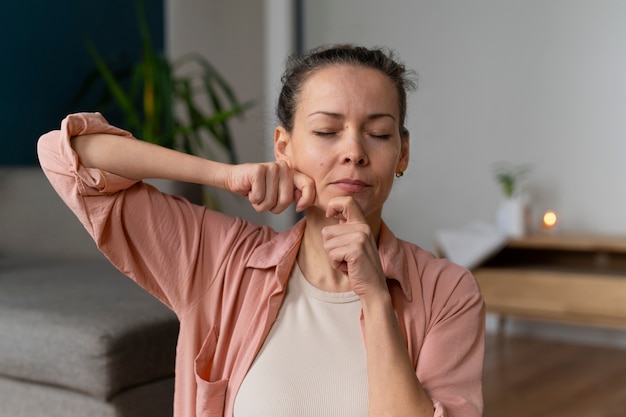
[496,195,528,237]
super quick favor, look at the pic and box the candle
[542,210,558,233]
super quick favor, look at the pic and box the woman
[38,45,484,417]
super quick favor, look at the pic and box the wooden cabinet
[472,233,626,329]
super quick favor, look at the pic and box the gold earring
[395,171,404,178]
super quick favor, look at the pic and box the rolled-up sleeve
[37,113,249,315]
[38,113,139,230]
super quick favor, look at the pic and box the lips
[331,178,371,193]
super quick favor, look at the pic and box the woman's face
[275,64,409,221]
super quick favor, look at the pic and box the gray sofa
[0,167,179,417]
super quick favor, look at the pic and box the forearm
[71,133,230,188]
[362,291,434,417]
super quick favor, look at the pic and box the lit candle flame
[543,210,557,228]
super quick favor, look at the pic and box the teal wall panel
[0,1,164,165]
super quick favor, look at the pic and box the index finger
[293,171,316,212]
[325,196,365,224]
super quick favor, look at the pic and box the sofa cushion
[0,259,178,400]
[0,374,174,417]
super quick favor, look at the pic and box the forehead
[297,64,400,119]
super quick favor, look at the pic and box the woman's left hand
[324,196,436,417]
[322,196,387,297]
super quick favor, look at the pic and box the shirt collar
[246,219,305,290]
[377,222,412,301]
[247,219,412,301]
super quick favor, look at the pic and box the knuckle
[355,230,370,244]
[267,162,280,175]
[253,201,270,212]
[248,193,262,204]
[278,190,293,205]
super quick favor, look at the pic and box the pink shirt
[38,113,485,417]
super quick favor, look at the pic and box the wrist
[360,286,393,317]
[181,158,229,190]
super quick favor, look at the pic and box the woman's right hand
[224,161,315,214]
[70,132,314,214]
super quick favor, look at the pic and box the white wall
[305,0,626,252]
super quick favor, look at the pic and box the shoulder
[415,242,475,286]
[380,223,477,289]
[393,236,482,305]
[395,240,484,333]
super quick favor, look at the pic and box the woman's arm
[72,133,228,186]
[38,113,314,312]
[323,197,434,417]
[361,291,435,417]
[71,133,314,214]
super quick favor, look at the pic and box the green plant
[73,0,251,164]
[494,163,530,198]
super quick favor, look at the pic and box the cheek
[295,152,326,175]
[379,172,394,193]
[378,158,400,190]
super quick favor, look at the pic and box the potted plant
[72,0,252,207]
[494,162,531,237]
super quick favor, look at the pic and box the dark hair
[277,44,417,134]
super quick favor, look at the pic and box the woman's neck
[297,209,382,292]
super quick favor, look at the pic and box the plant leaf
[85,39,140,130]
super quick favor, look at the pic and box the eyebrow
[307,111,396,121]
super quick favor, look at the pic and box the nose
[342,132,368,166]
[344,154,366,165]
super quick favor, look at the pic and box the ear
[396,129,410,173]
[274,125,292,164]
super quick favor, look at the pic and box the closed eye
[313,131,337,137]
[369,133,392,139]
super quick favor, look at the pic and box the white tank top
[233,263,368,416]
